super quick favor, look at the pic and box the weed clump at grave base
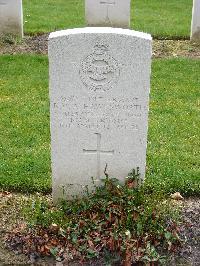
[5,170,182,265]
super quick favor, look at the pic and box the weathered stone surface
[0,0,23,38]
[191,0,200,42]
[85,0,131,28]
[48,28,152,201]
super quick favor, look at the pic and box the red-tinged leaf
[123,249,132,266]
[44,245,50,251]
[79,220,85,228]
[132,211,139,221]
[92,213,98,220]
[88,240,94,248]
[152,210,157,220]
[154,240,160,247]
[51,239,58,245]
[40,245,45,253]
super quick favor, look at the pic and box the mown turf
[131,0,192,38]
[23,0,84,34]
[0,55,199,195]
[0,55,50,192]
[147,58,200,195]
[23,0,192,38]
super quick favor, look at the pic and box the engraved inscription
[53,95,146,131]
[79,43,120,92]
[100,0,115,5]
[83,133,114,179]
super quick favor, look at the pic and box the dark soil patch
[0,192,28,265]
[153,40,200,59]
[0,34,49,55]
[171,198,200,266]
[0,34,200,59]
[0,192,199,265]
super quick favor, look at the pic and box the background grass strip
[23,0,192,38]
[0,55,199,195]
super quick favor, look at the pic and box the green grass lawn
[23,0,192,38]
[131,0,192,38]
[0,55,199,195]
[0,56,50,192]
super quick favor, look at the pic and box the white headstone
[0,0,23,38]
[191,0,200,41]
[85,0,131,28]
[48,28,152,201]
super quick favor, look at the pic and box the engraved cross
[100,0,116,23]
[83,133,114,179]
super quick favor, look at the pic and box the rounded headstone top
[49,27,152,41]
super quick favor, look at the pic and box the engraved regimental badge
[80,43,120,92]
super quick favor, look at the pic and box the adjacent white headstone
[191,0,200,42]
[85,0,131,28]
[49,28,152,201]
[0,0,23,38]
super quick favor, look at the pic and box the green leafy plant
[7,170,181,265]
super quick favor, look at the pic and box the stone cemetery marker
[49,28,152,201]
[85,0,131,28]
[0,0,23,38]
[191,0,200,41]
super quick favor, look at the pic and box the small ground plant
[6,171,182,265]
